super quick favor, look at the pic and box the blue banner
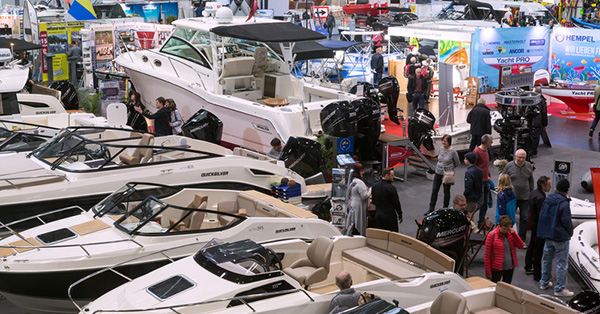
[550,27,600,83]
[472,27,550,89]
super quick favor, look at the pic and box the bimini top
[266,41,334,62]
[0,38,42,52]
[211,22,326,43]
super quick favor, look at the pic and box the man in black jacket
[370,46,384,86]
[525,176,551,281]
[463,152,483,223]
[371,167,403,232]
[531,87,548,158]
[407,68,426,112]
[135,96,172,136]
[467,98,492,152]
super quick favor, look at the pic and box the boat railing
[0,173,67,189]
[87,288,314,313]
[0,205,85,236]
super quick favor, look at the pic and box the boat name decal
[275,227,296,234]
[200,171,228,177]
[571,91,594,96]
[35,110,57,115]
[248,226,264,232]
[540,302,556,310]
[429,280,450,289]
[436,225,466,238]
[251,123,271,133]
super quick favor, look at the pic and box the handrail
[87,287,314,313]
[0,238,143,258]
[0,173,67,189]
[0,205,85,236]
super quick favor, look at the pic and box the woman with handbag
[426,134,460,214]
[166,98,184,135]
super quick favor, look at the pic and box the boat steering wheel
[267,248,283,271]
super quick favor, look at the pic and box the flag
[245,0,258,22]
[65,0,97,21]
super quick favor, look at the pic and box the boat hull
[541,86,594,114]
[569,221,600,293]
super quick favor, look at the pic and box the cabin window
[36,228,77,244]
[147,275,196,301]
[227,280,296,307]
[160,36,210,69]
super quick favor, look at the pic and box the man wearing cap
[463,152,483,224]
[537,179,574,298]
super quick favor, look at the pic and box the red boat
[541,85,595,114]
[343,2,389,16]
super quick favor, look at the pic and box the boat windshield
[91,184,137,216]
[92,183,183,217]
[115,196,168,233]
[436,8,467,19]
[30,129,112,169]
[193,239,282,284]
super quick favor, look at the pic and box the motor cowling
[407,108,435,151]
[352,97,381,161]
[378,76,400,125]
[279,136,326,179]
[182,109,223,144]
[568,291,600,313]
[320,101,356,138]
[49,80,79,110]
[417,209,469,273]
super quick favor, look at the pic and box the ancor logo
[509,48,524,53]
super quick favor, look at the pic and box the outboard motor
[378,76,400,125]
[49,80,79,110]
[568,291,600,313]
[407,108,435,151]
[352,98,381,161]
[182,109,223,144]
[349,82,378,101]
[581,169,595,193]
[320,101,356,138]
[417,209,469,273]
[279,136,326,179]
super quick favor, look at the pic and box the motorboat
[0,182,339,313]
[343,1,389,16]
[540,84,595,114]
[570,221,600,293]
[115,12,358,154]
[0,127,306,224]
[78,228,474,313]
[0,120,60,154]
[569,197,596,228]
[406,281,578,314]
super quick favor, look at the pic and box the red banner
[591,168,600,247]
[387,145,413,168]
[40,31,48,74]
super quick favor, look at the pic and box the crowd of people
[130,93,184,136]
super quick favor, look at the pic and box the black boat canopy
[0,38,42,52]
[267,41,334,62]
[211,22,326,43]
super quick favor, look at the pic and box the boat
[78,228,474,313]
[570,221,600,293]
[540,84,595,114]
[568,17,600,29]
[115,12,358,154]
[569,197,596,228]
[343,1,389,16]
[0,182,337,313]
[405,281,578,314]
[0,127,306,225]
[433,110,502,152]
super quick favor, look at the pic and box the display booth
[40,21,85,82]
[121,2,178,24]
[0,8,23,39]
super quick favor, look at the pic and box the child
[496,174,516,225]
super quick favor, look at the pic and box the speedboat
[0,127,305,224]
[78,228,474,313]
[0,182,339,313]
[541,84,595,114]
[406,281,577,314]
[569,221,600,293]
[115,11,357,153]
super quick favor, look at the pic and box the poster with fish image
[471,26,550,89]
[439,40,471,65]
[550,27,600,83]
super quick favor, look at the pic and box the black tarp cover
[266,41,334,62]
[0,38,42,52]
[211,22,326,43]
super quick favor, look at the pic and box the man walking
[531,87,548,158]
[372,167,403,232]
[474,134,492,227]
[538,179,574,297]
[408,67,426,112]
[370,46,384,86]
[589,83,600,138]
[467,98,492,152]
[463,152,482,224]
[502,149,534,243]
[525,176,551,281]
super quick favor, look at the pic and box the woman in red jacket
[484,215,524,283]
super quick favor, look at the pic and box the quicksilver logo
[200,171,228,177]
[275,227,296,234]
[430,280,450,288]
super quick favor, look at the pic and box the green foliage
[167,15,177,25]
[78,89,103,116]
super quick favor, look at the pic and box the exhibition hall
[1,0,600,313]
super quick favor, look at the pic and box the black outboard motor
[568,291,600,313]
[417,209,469,273]
[320,101,357,138]
[378,76,400,125]
[407,108,435,151]
[279,137,326,179]
[349,82,378,101]
[182,109,223,144]
[49,80,79,110]
[352,98,381,161]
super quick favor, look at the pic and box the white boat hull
[569,220,600,293]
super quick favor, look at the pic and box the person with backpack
[484,215,524,283]
[496,174,517,225]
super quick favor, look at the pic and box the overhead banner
[40,22,85,81]
[471,26,550,89]
[550,27,600,83]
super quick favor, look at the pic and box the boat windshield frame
[193,239,283,284]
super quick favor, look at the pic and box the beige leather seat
[220,57,255,92]
[252,47,268,76]
[119,133,155,165]
[430,290,467,314]
[170,192,208,231]
[283,236,334,288]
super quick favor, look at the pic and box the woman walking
[345,163,370,236]
[426,134,459,214]
[484,215,524,283]
[496,174,517,225]
[166,98,184,135]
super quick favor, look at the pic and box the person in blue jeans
[408,68,426,112]
[370,46,384,86]
[537,179,574,298]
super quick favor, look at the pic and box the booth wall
[550,27,600,83]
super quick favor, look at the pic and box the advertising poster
[550,27,600,83]
[92,24,114,73]
[471,26,550,89]
[160,2,178,23]
[439,40,471,65]
[142,4,160,23]
[40,22,84,81]
[155,24,173,48]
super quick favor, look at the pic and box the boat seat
[283,236,334,288]
[252,47,268,76]
[220,57,256,92]
[169,192,208,231]
[430,290,466,314]
[119,133,155,166]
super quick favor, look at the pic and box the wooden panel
[71,219,111,236]
[9,237,42,253]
